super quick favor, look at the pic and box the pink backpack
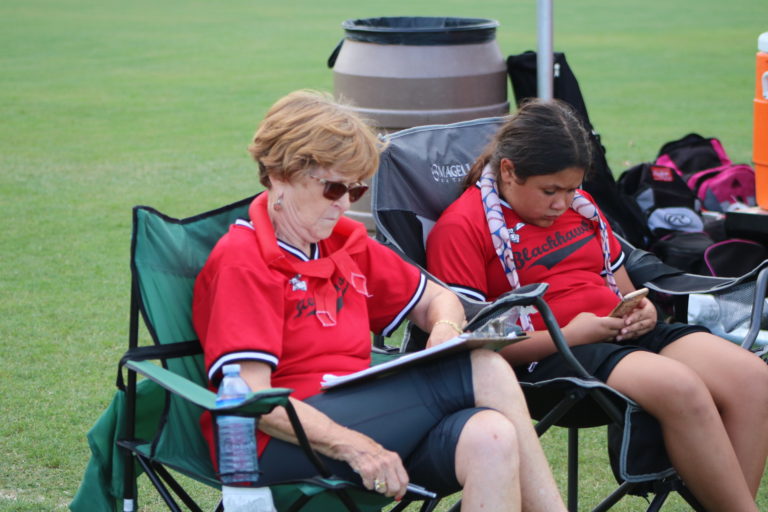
[685,163,755,212]
[655,133,756,212]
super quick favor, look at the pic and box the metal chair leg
[568,427,578,512]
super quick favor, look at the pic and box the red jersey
[194,193,425,455]
[427,185,624,330]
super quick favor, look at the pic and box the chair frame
[370,118,708,512]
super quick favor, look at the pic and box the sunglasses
[308,174,369,203]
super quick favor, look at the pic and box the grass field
[1,0,767,510]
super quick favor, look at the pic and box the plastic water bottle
[216,364,276,512]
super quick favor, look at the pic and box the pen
[407,483,437,498]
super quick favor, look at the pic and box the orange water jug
[755,32,768,209]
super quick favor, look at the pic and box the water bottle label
[215,397,245,408]
[217,415,259,484]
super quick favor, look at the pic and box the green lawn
[1,0,767,510]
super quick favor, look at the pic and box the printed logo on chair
[430,161,472,183]
[647,207,704,232]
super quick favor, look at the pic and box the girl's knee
[723,354,768,410]
[662,368,711,404]
[625,363,714,417]
[734,352,768,387]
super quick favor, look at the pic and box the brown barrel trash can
[329,16,509,231]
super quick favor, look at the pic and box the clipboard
[320,333,528,390]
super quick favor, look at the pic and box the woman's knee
[456,409,519,468]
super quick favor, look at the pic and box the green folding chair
[71,195,438,512]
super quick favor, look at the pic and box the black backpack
[507,51,652,250]
[655,133,756,212]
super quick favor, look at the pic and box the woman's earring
[273,194,284,212]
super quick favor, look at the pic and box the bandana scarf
[479,164,621,330]
[250,194,370,328]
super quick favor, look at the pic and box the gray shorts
[258,351,488,495]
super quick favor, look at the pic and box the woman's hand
[334,430,410,499]
[615,298,657,342]
[239,361,410,499]
[562,312,625,345]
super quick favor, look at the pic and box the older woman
[192,90,567,511]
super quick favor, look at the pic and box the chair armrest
[626,249,768,351]
[123,359,292,415]
[626,248,768,295]
[465,283,549,331]
[531,296,593,380]
[124,360,335,480]
[461,283,594,380]
[742,267,768,350]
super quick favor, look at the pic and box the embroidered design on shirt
[508,222,525,243]
[289,274,307,292]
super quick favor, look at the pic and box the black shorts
[515,322,710,383]
[258,351,487,495]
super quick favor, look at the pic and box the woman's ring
[374,479,387,493]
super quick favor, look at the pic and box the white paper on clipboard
[320,333,528,390]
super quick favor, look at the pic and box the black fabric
[650,231,714,274]
[656,133,728,177]
[655,134,756,213]
[506,51,652,249]
[258,352,478,495]
[624,249,686,287]
[703,239,768,277]
[507,51,591,126]
[516,323,708,384]
[616,162,712,265]
[618,163,699,212]
[519,378,624,428]
[607,407,672,496]
[375,210,425,267]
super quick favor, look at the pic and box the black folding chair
[371,117,704,512]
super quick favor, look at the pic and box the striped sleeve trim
[448,284,486,302]
[208,351,279,382]
[380,273,427,337]
[603,251,626,274]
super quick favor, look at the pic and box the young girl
[426,98,768,512]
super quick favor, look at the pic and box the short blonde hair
[248,90,383,188]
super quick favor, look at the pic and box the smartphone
[609,288,649,318]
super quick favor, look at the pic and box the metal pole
[537,0,554,100]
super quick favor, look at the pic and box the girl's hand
[563,312,625,345]
[615,298,656,342]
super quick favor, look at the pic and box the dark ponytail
[463,98,593,188]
